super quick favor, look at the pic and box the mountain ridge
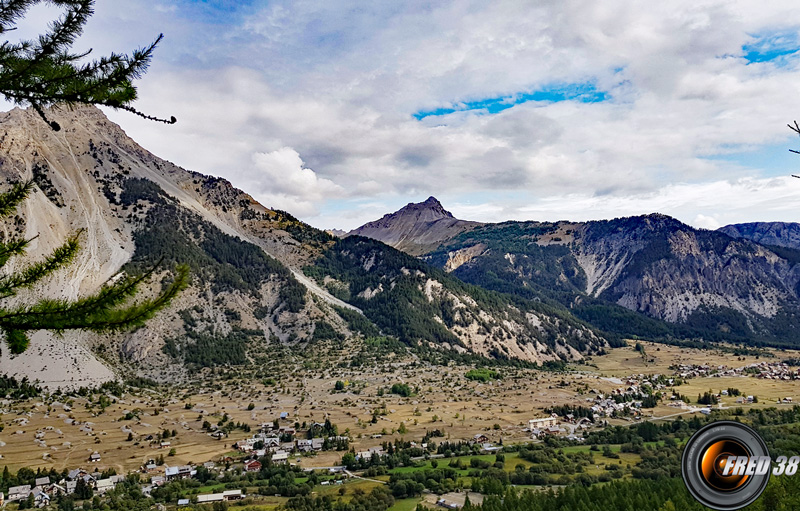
[354,202,800,345]
[0,106,610,385]
[719,221,800,250]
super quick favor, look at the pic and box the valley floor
[0,340,797,475]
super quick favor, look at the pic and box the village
[0,341,798,509]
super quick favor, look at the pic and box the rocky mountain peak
[391,196,453,222]
[350,197,480,256]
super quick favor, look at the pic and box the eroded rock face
[443,244,487,272]
[0,106,343,386]
[576,215,800,323]
[719,222,800,250]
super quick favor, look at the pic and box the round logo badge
[682,421,771,510]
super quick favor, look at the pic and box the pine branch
[4,328,28,353]
[0,236,33,268]
[0,232,80,298]
[0,180,33,216]
[0,264,189,333]
[0,261,157,322]
[0,1,176,129]
[110,104,176,125]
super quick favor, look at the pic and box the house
[356,447,385,460]
[197,493,224,504]
[165,465,194,481]
[150,476,166,487]
[311,438,325,451]
[177,499,190,507]
[8,485,31,501]
[244,459,262,472]
[49,483,67,496]
[473,434,489,444]
[31,487,50,507]
[196,489,243,504]
[66,481,77,494]
[528,417,559,430]
[272,451,289,465]
[436,498,460,509]
[34,477,50,488]
[296,439,313,452]
[96,478,116,494]
[223,490,243,501]
[89,452,101,463]
[280,412,289,420]
[480,443,501,453]
[160,441,171,449]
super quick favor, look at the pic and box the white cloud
[694,214,723,230]
[80,0,800,229]
[249,147,343,216]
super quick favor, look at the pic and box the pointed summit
[391,196,454,223]
[349,197,481,255]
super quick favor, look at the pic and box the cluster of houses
[6,469,126,507]
[525,415,591,441]
[588,396,642,419]
[672,361,799,381]
[231,421,347,466]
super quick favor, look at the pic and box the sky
[9,0,800,230]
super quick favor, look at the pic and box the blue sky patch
[704,140,800,177]
[413,82,609,120]
[742,30,800,65]
[175,0,259,23]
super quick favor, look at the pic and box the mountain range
[0,106,611,386]
[348,198,800,346]
[4,105,800,388]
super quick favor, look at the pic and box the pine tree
[0,0,175,130]
[0,181,188,353]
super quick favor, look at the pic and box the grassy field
[388,497,422,511]
[0,339,797,475]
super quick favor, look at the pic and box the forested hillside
[304,236,617,364]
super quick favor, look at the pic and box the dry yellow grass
[1,340,798,472]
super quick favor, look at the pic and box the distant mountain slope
[719,222,800,250]
[355,200,800,346]
[304,235,615,363]
[348,197,481,255]
[429,214,800,344]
